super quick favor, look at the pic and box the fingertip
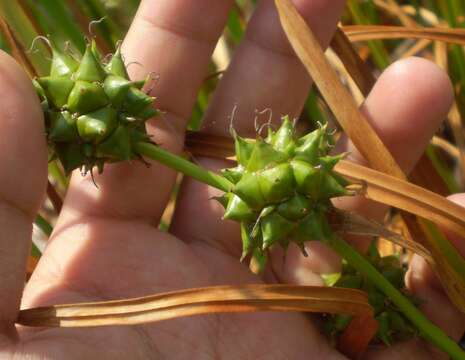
[383,57,453,108]
[361,56,453,172]
[406,254,441,293]
[447,193,465,206]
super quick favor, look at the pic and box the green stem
[329,235,465,360]
[347,0,389,70]
[32,213,53,258]
[135,141,465,359]
[35,214,53,237]
[48,161,69,189]
[134,142,233,193]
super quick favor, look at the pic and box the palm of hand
[14,217,338,360]
[0,1,462,359]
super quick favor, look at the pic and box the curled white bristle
[28,35,52,54]
[88,17,107,38]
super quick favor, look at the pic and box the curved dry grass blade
[330,27,375,97]
[432,136,460,159]
[330,209,433,262]
[374,0,418,27]
[344,25,465,46]
[186,131,235,161]
[18,285,372,328]
[400,38,432,59]
[336,160,465,239]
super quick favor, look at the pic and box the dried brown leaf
[18,285,372,328]
[335,160,465,239]
[344,25,465,46]
[330,209,433,262]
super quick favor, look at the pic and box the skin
[0,0,464,358]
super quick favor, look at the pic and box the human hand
[0,1,463,359]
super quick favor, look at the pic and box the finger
[0,52,47,336]
[407,256,465,342]
[171,0,345,250]
[59,0,233,224]
[203,0,345,136]
[405,194,465,344]
[276,57,454,284]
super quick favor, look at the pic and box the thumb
[0,52,47,341]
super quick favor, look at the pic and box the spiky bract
[220,117,349,272]
[34,41,157,175]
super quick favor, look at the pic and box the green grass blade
[0,1,49,75]
[304,88,327,128]
[0,30,11,52]
[32,213,54,258]
[227,7,244,44]
[35,214,53,237]
[426,145,460,193]
[24,0,86,53]
[347,0,390,69]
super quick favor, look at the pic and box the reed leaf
[0,1,49,75]
[23,0,86,53]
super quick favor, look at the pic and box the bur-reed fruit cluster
[33,41,157,175]
[219,117,349,271]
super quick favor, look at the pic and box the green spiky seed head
[323,242,418,346]
[219,116,349,272]
[34,41,158,175]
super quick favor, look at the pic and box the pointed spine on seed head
[106,43,129,79]
[228,104,239,137]
[74,43,106,82]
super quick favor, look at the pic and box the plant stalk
[134,142,233,193]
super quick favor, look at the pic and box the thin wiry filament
[228,103,239,137]
[88,17,107,38]
[253,108,273,135]
[27,35,52,54]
